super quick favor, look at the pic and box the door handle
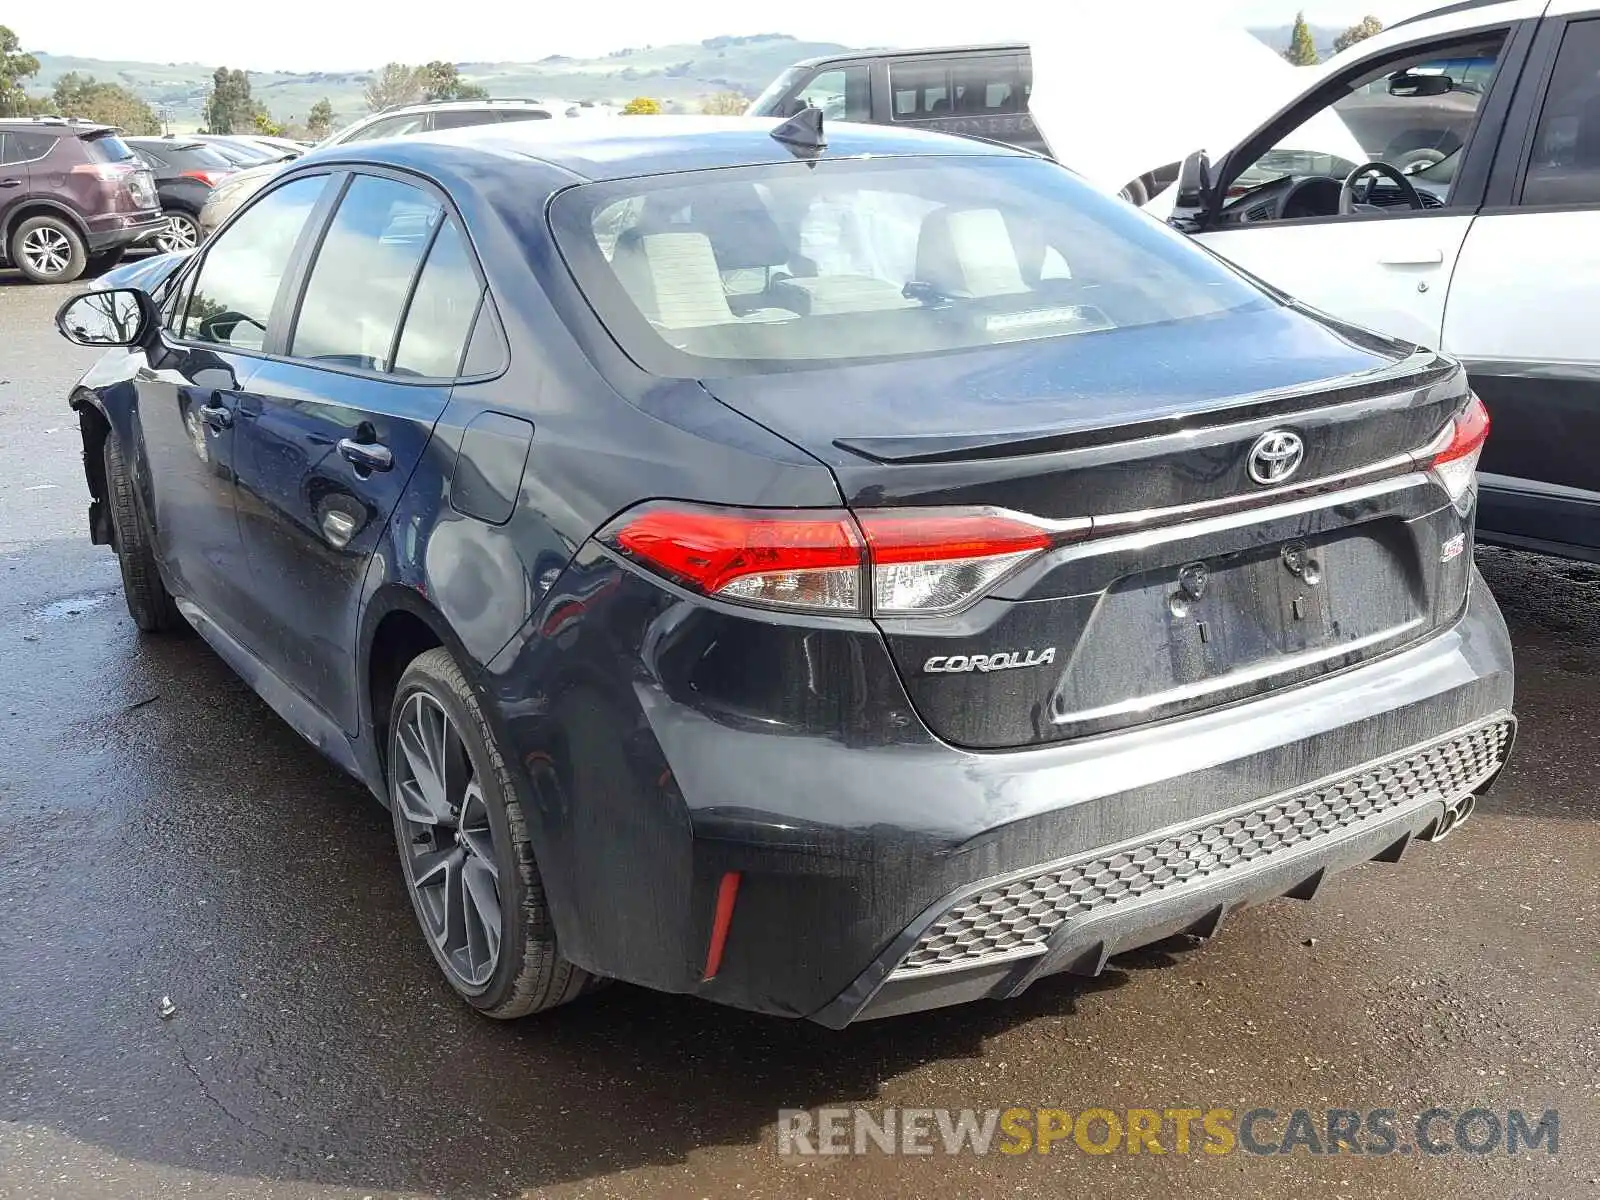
[197,401,233,431]
[1378,249,1444,266]
[0,178,21,189]
[338,437,393,472]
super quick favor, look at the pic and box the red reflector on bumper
[701,871,742,981]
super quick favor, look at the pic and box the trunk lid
[701,306,1474,750]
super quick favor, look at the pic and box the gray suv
[197,99,555,238]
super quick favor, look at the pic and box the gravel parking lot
[1,268,1596,1199]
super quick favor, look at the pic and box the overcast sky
[12,1,1416,72]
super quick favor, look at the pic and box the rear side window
[393,218,484,377]
[2,131,59,163]
[290,175,442,371]
[892,62,951,119]
[494,108,553,123]
[1522,18,1600,208]
[432,109,498,131]
[179,175,328,350]
[551,156,1270,376]
[951,56,1025,116]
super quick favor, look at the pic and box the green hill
[23,34,853,131]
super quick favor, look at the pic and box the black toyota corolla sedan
[57,116,1514,1025]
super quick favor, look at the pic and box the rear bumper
[490,565,1514,1023]
[86,212,164,252]
[817,713,1511,1024]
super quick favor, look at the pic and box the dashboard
[1219,171,1450,225]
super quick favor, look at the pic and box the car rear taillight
[70,162,128,182]
[604,503,1083,616]
[610,505,865,612]
[181,169,230,187]
[856,509,1064,615]
[1421,395,1490,504]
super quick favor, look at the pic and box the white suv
[198,100,557,237]
[1153,0,1600,561]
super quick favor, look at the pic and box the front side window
[1522,18,1600,208]
[551,155,1269,376]
[793,66,869,122]
[1233,33,1507,207]
[289,175,442,371]
[179,174,328,351]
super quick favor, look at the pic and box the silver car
[198,99,556,238]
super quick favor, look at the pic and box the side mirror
[54,288,156,348]
[1175,150,1215,209]
[1389,72,1454,98]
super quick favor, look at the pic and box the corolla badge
[1247,430,1305,486]
[924,648,1057,674]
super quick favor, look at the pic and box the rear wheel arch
[4,199,87,247]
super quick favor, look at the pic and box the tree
[1283,12,1320,65]
[203,67,254,134]
[251,107,282,136]
[0,24,41,116]
[51,73,161,134]
[306,97,335,139]
[419,61,488,102]
[1332,15,1384,55]
[621,96,661,115]
[700,91,748,115]
[364,62,423,111]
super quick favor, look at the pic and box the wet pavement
[1,269,1597,1199]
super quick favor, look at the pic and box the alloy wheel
[155,214,199,253]
[393,692,503,988]
[20,227,72,277]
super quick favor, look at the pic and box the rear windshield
[82,133,136,162]
[549,156,1272,377]
[165,143,235,169]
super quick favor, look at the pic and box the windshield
[748,67,806,117]
[550,156,1272,377]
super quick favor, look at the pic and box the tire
[102,431,184,633]
[85,248,126,276]
[152,210,200,255]
[10,214,87,284]
[389,647,595,1018]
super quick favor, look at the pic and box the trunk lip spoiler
[832,353,1460,466]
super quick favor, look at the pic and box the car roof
[305,115,1026,183]
[0,118,115,134]
[786,42,1026,69]
[367,98,553,116]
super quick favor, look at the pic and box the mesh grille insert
[893,719,1512,977]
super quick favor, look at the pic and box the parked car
[234,134,308,159]
[749,44,1183,203]
[191,134,289,167]
[57,116,1513,1025]
[126,137,236,254]
[0,118,162,283]
[1117,0,1600,563]
[198,99,557,238]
